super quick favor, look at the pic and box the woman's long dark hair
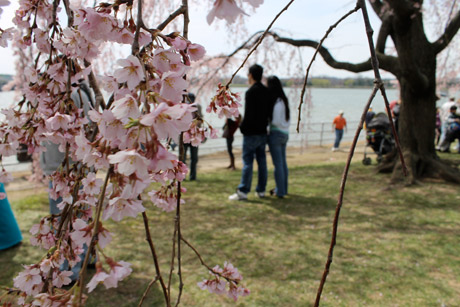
[267,76,290,121]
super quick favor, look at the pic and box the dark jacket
[239,82,270,136]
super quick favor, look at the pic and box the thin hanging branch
[314,0,408,305]
[78,166,113,306]
[296,5,360,132]
[138,276,159,307]
[174,1,189,306]
[140,212,170,306]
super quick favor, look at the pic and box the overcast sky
[0,1,390,78]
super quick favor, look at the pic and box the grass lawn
[1,155,460,306]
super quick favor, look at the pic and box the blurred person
[267,76,290,198]
[332,110,347,151]
[222,115,241,170]
[438,105,460,153]
[229,64,271,201]
[181,93,202,181]
[0,183,23,251]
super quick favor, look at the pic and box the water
[200,87,400,154]
[0,88,399,167]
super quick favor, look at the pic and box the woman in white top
[267,76,290,198]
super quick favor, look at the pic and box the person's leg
[268,132,283,196]
[255,135,267,194]
[237,136,256,193]
[439,131,453,152]
[226,137,235,169]
[334,129,340,149]
[336,129,344,148]
[438,122,448,147]
[190,146,198,180]
[281,134,289,196]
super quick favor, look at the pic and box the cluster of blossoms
[0,0,251,305]
[198,262,250,301]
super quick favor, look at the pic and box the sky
[0,1,391,78]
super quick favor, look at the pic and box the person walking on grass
[181,93,202,181]
[267,76,290,198]
[222,115,241,170]
[332,110,347,151]
[229,64,271,201]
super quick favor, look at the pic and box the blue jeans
[237,135,268,193]
[268,130,289,197]
[182,144,198,180]
[334,129,344,148]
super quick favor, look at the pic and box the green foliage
[1,160,459,306]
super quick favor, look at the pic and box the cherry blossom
[52,270,73,288]
[108,150,150,178]
[207,0,247,25]
[3,0,251,303]
[114,55,145,90]
[13,265,44,296]
[207,83,242,118]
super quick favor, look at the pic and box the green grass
[1,159,460,306]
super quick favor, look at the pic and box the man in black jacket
[229,64,270,201]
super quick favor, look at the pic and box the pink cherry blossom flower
[52,270,73,288]
[97,223,112,248]
[159,70,189,102]
[113,55,145,90]
[0,141,19,156]
[187,43,206,61]
[152,48,182,73]
[13,265,44,296]
[108,150,150,178]
[168,37,188,51]
[0,169,13,183]
[0,27,14,48]
[106,258,132,287]
[87,268,110,293]
[111,94,141,121]
[198,278,227,294]
[81,172,103,196]
[69,219,93,248]
[207,83,242,118]
[103,183,146,221]
[148,183,185,212]
[207,0,247,25]
[45,113,74,131]
[243,0,264,8]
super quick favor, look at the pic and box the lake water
[0,87,402,166]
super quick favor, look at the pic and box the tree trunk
[378,14,460,183]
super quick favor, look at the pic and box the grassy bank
[1,158,459,306]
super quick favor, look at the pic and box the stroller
[362,113,394,165]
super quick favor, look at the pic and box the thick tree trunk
[377,12,460,183]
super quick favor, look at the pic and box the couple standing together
[229,64,290,200]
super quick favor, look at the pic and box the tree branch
[141,212,170,306]
[157,6,186,31]
[375,16,392,53]
[296,3,360,132]
[266,31,400,75]
[432,8,460,54]
[368,0,384,19]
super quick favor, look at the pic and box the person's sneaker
[229,190,248,201]
[255,191,265,198]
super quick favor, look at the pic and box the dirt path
[5,142,369,195]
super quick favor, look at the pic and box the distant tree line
[230,75,399,88]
